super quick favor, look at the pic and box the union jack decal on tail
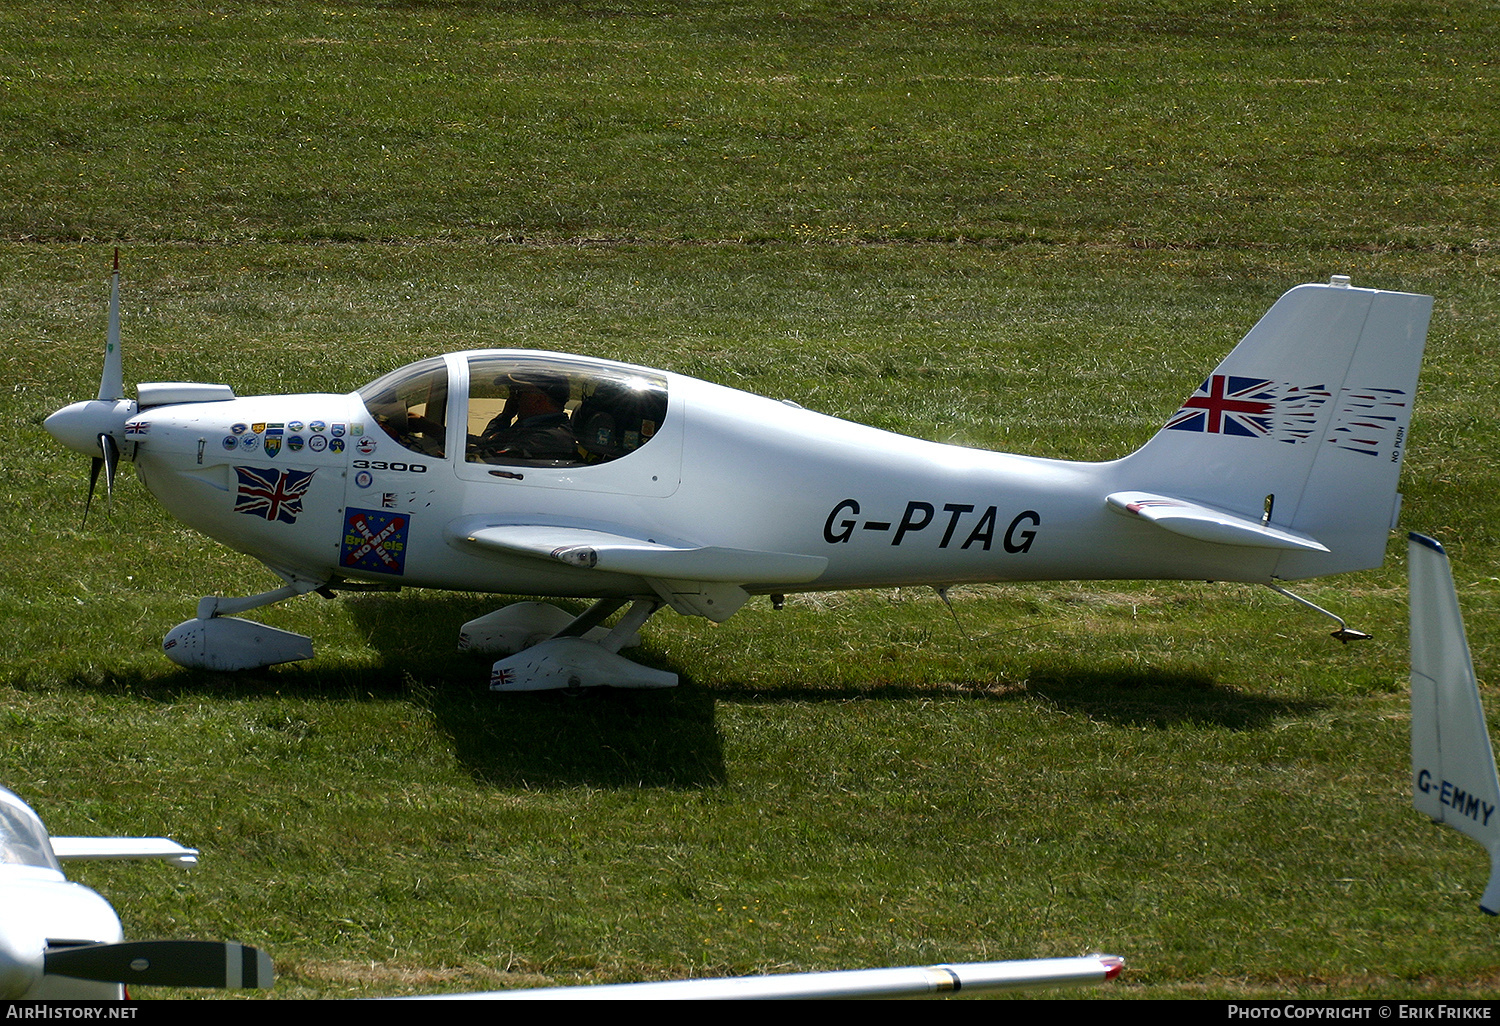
[1167,375,1278,436]
[233,466,315,524]
[1327,387,1410,457]
[1167,375,1332,443]
[1272,383,1334,444]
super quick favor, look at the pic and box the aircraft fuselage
[124,348,1281,602]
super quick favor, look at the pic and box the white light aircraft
[0,786,273,998]
[45,261,1432,689]
[1407,533,1500,915]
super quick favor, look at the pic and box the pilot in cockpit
[475,371,578,462]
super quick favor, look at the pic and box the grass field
[4,0,1500,999]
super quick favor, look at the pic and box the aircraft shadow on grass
[344,592,1314,758]
[1009,664,1325,731]
[56,590,1310,789]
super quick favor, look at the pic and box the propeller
[44,250,138,523]
[44,939,273,990]
[83,432,119,523]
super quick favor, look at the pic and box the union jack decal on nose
[233,466,315,524]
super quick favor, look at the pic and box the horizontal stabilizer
[50,837,199,866]
[447,519,828,585]
[1408,533,1500,915]
[45,940,273,989]
[1106,491,1329,552]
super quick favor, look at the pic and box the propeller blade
[100,432,118,501]
[84,456,104,524]
[81,433,120,525]
[97,248,123,402]
[76,253,128,525]
[44,940,273,990]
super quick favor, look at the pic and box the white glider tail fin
[1408,533,1500,915]
[1123,279,1431,579]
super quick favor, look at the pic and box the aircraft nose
[0,916,44,999]
[43,398,137,457]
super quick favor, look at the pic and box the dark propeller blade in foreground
[44,940,274,990]
[83,432,119,524]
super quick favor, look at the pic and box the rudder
[1408,532,1500,915]
[1121,278,1432,580]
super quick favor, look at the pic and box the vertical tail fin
[1408,533,1500,915]
[1122,279,1432,580]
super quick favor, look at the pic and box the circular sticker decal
[355,470,374,489]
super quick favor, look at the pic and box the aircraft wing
[1106,491,1329,552]
[410,955,1124,1000]
[1408,533,1500,915]
[446,519,829,585]
[50,837,200,866]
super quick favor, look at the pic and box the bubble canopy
[357,353,670,467]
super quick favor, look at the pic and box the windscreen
[357,356,449,458]
[0,789,60,870]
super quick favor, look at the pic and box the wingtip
[1408,532,1446,554]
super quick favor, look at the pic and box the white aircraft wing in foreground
[0,786,273,998]
[1408,533,1500,915]
[414,954,1124,1000]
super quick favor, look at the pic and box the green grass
[3,2,1496,250]
[3,0,1500,1000]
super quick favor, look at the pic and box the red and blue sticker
[341,508,410,575]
